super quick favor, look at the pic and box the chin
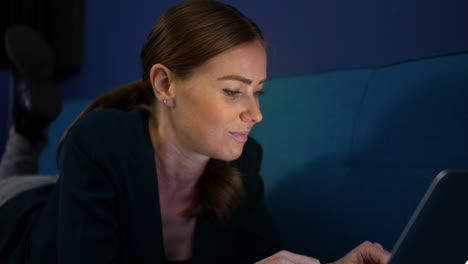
[225,152,242,161]
[213,146,244,161]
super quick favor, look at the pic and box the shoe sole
[5,25,62,121]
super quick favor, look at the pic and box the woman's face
[170,40,266,161]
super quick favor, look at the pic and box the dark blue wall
[1,0,468,153]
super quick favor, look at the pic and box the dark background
[1,0,467,153]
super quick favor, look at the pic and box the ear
[149,64,175,104]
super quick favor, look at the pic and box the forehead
[195,41,267,80]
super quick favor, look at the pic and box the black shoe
[5,25,62,143]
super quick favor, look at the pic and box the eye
[254,90,265,97]
[223,89,241,97]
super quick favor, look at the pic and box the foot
[5,25,62,143]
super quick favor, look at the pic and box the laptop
[388,170,468,264]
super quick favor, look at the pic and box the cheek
[196,102,236,135]
[176,94,234,136]
[201,105,245,159]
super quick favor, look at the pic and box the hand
[329,241,391,264]
[255,250,320,264]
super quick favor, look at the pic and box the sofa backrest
[39,100,90,174]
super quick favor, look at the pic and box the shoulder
[73,107,148,132]
[70,107,148,138]
[64,107,150,157]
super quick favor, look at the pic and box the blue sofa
[39,51,468,261]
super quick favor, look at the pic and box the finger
[255,251,295,264]
[288,252,321,264]
[373,242,384,250]
[276,251,321,264]
[361,242,392,264]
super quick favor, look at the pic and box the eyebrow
[217,75,267,85]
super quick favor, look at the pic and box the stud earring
[163,98,167,104]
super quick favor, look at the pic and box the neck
[148,115,208,200]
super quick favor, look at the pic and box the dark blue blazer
[0,108,281,264]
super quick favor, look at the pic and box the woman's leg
[0,127,46,179]
[0,176,57,207]
[0,25,61,206]
[0,127,58,207]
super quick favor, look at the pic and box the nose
[241,96,263,124]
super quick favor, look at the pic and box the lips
[229,131,249,143]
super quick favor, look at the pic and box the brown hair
[57,0,265,222]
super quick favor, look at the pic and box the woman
[0,1,390,263]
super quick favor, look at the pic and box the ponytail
[183,159,245,223]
